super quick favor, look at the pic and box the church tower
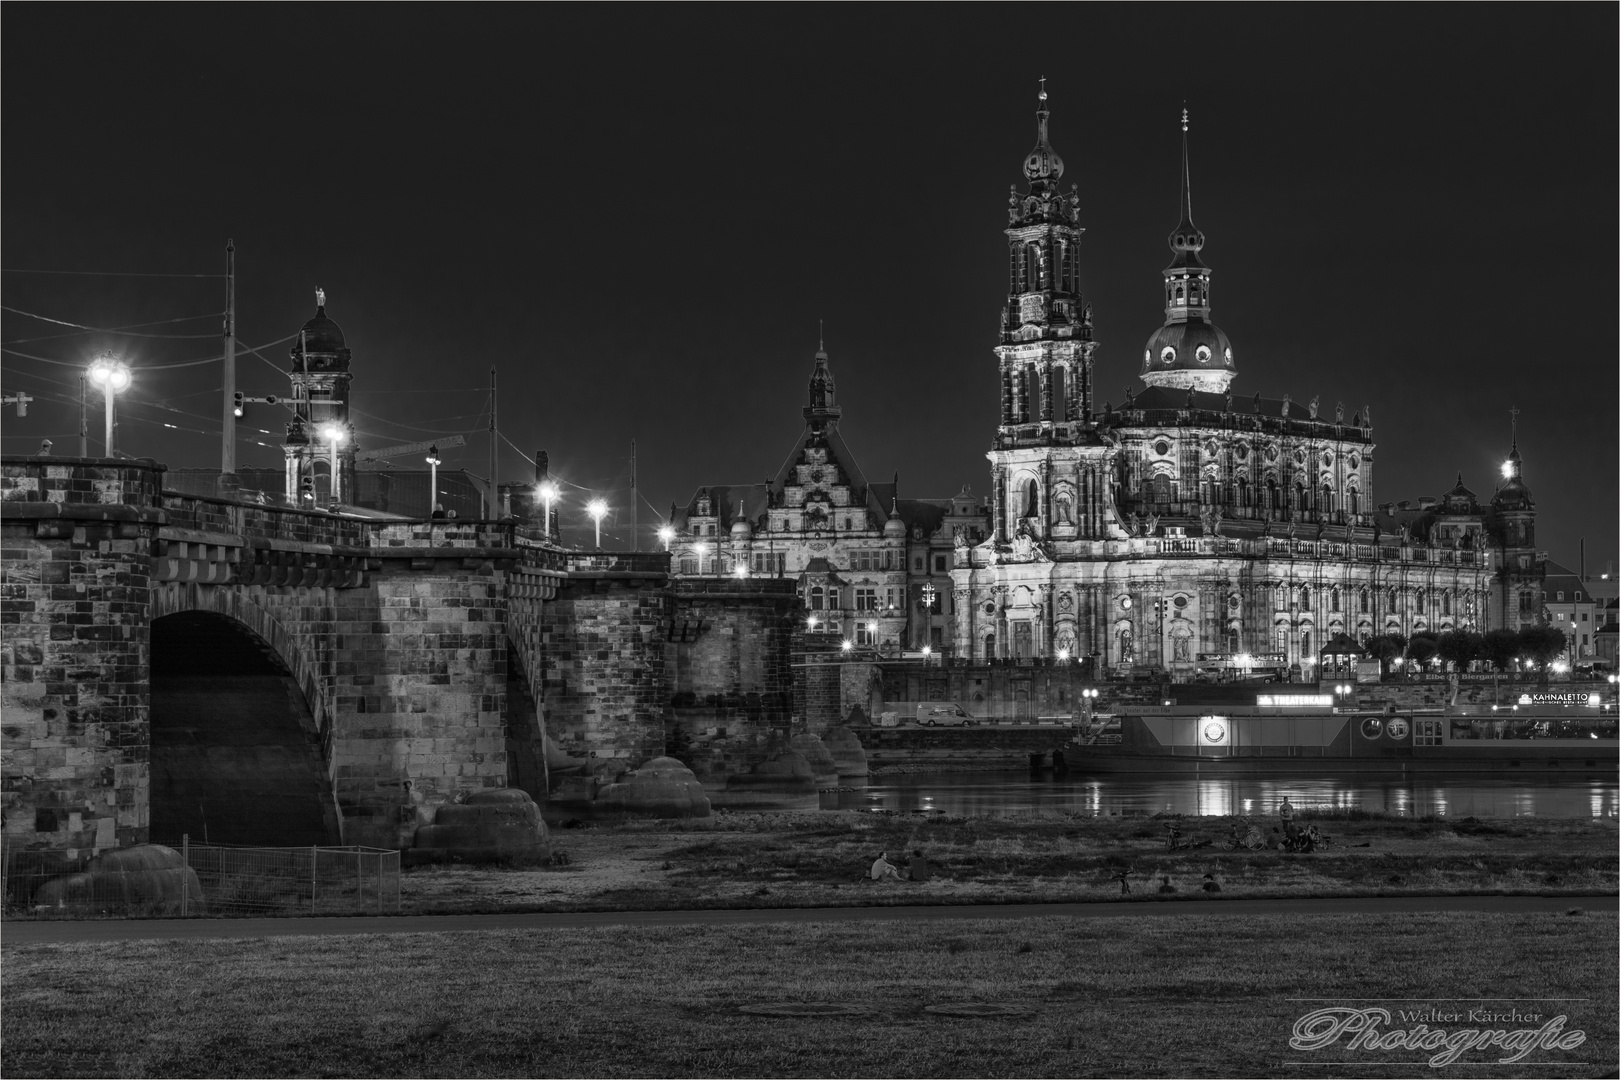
[282,289,357,505]
[1491,429,1543,628]
[995,82,1096,445]
[1141,110,1235,393]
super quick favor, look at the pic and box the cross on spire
[1038,76,1047,103]
[1509,405,1520,447]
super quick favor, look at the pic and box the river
[820,770,1620,818]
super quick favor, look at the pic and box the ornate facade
[953,98,1544,675]
[668,342,990,652]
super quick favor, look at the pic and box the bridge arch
[149,584,341,846]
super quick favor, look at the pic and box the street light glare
[320,423,345,446]
[657,525,675,542]
[538,481,560,502]
[586,498,608,520]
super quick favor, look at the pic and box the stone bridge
[1,457,806,867]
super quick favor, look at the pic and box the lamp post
[86,354,131,457]
[425,445,441,517]
[921,644,932,667]
[319,422,345,505]
[587,498,608,548]
[658,525,675,552]
[537,480,560,542]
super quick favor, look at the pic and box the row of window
[808,585,903,612]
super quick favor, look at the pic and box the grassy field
[402,811,1620,915]
[3,911,1613,1078]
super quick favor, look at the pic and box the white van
[916,702,977,727]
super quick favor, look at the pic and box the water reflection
[822,772,1620,818]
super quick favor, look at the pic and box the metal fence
[2,836,400,920]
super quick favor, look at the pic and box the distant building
[666,344,989,654]
[1542,560,1600,662]
[953,94,1546,675]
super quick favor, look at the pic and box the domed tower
[282,289,357,505]
[803,333,841,433]
[1491,424,1542,628]
[995,80,1096,444]
[1141,110,1235,393]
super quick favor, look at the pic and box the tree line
[1360,625,1570,674]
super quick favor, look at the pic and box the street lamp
[657,525,675,551]
[807,615,819,632]
[319,422,345,504]
[733,563,749,580]
[841,638,853,654]
[425,445,440,517]
[921,644,932,667]
[587,498,608,548]
[1057,648,1070,662]
[537,480,560,541]
[86,354,131,457]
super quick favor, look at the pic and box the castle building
[952,95,1545,675]
[281,289,357,505]
[667,341,989,653]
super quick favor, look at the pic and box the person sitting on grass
[868,851,904,882]
[905,849,932,883]
[1279,797,1299,841]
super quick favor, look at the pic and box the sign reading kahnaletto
[1516,692,1602,707]
[1289,1005,1587,1069]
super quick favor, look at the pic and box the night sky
[4,8,1615,572]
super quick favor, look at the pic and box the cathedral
[951,92,1545,675]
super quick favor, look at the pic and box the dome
[730,517,752,539]
[1141,319,1235,392]
[883,512,907,539]
[1494,448,1534,510]
[288,290,352,369]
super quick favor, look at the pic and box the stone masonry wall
[2,459,167,868]
[540,552,671,771]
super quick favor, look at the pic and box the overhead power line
[1,268,226,278]
[1,305,220,339]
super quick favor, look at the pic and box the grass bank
[3,911,1612,1077]
[403,811,1619,915]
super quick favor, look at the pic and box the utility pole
[487,366,497,519]
[78,377,88,458]
[631,439,638,551]
[220,239,237,489]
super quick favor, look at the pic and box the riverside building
[951,94,1546,676]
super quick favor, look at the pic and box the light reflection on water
[821,771,1620,818]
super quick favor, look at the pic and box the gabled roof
[670,482,771,531]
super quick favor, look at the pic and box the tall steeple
[995,80,1096,446]
[1141,108,1235,393]
[803,335,841,429]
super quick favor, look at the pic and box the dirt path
[6,894,1612,946]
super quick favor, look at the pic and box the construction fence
[2,836,400,920]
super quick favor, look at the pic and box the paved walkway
[4,894,1612,946]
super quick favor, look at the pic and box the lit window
[855,588,878,611]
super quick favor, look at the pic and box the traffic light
[299,475,315,500]
[233,391,245,417]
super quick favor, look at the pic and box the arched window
[1300,586,1312,612]
[1359,588,1370,614]
[1052,365,1068,422]
[1238,478,1250,507]
[1024,479,1039,518]
[1321,486,1335,515]
[809,586,824,611]
[1276,584,1289,609]
[1265,478,1278,512]
[984,633,996,658]
[1331,587,1341,613]
[1175,285,1185,303]
[1442,591,1452,616]
[1348,488,1360,515]
[1294,481,1307,513]
[1301,629,1312,655]
[1388,588,1398,611]
[1416,589,1426,611]
[1025,363,1040,419]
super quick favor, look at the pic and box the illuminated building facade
[667,342,990,652]
[953,96,1545,675]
